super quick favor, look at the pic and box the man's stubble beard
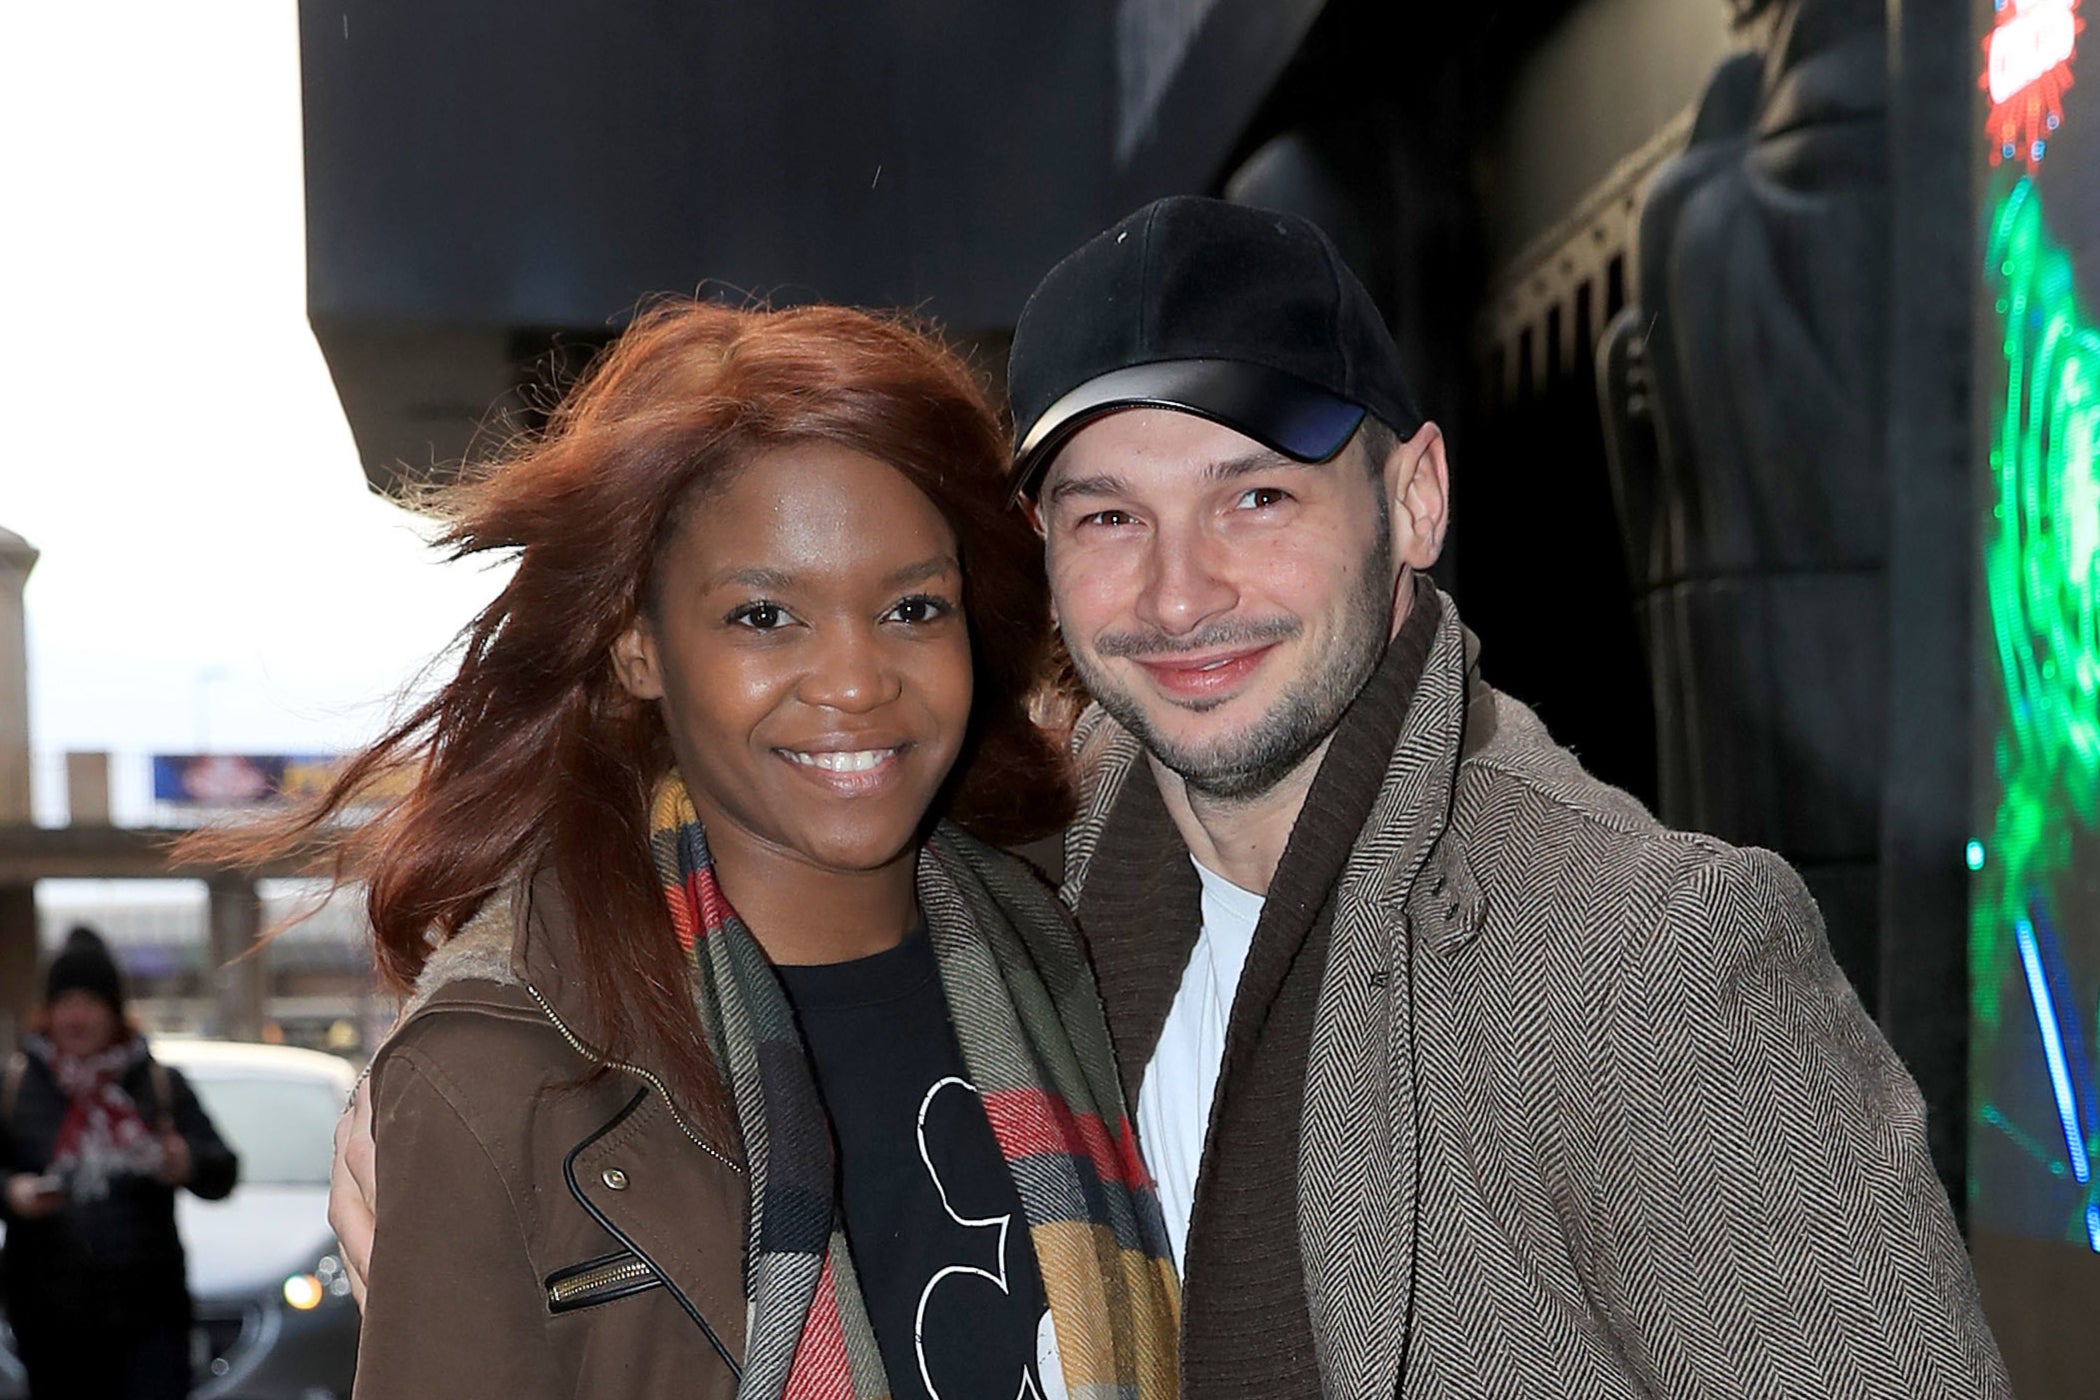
[1068,529,1396,804]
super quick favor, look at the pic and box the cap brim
[1009,359,1366,503]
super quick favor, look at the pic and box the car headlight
[283,1253,355,1311]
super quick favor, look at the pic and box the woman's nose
[797,625,901,712]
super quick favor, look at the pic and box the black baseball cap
[1006,195,1424,501]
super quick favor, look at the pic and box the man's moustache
[1090,618,1301,659]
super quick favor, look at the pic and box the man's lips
[1131,644,1277,700]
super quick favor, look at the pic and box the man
[332,197,2010,1398]
[1004,196,2007,1398]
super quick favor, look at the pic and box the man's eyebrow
[883,554,960,588]
[1045,473,1131,505]
[1203,447,1304,481]
[1044,449,1305,505]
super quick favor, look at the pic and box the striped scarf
[650,776,1180,1400]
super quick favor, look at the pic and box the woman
[0,926,239,1400]
[218,301,1178,1400]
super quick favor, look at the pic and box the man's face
[1038,409,1398,801]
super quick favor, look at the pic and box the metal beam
[0,825,334,883]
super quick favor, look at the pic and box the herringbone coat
[1061,591,2011,1399]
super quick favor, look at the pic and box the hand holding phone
[5,1171,65,1219]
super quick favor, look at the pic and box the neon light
[1975,179,2100,1031]
[2016,916,2090,1183]
[1983,1100,2066,1169]
[1968,840,1988,871]
[1984,0,2083,171]
[1991,0,2079,101]
[2087,1202,2100,1251]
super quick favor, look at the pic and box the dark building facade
[305,0,2071,1381]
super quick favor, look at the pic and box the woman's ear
[610,619,665,701]
[1384,421,1451,572]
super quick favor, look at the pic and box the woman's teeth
[785,749,896,773]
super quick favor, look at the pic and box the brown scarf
[1076,579,1441,1398]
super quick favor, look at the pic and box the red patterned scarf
[28,1035,163,1201]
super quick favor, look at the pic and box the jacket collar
[395,867,606,1043]
[1337,588,1488,956]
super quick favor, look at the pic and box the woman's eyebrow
[708,557,958,591]
[710,565,796,591]
[884,554,961,587]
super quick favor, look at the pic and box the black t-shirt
[777,927,1059,1400]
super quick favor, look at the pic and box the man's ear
[1020,495,1048,540]
[610,617,665,701]
[1383,420,1450,573]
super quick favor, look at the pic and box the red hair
[196,301,1072,1131]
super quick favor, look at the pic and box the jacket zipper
[523,982,744,1175]
[547,1254,654,1307]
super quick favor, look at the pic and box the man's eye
[727,601,791,630]
[1079,509,1137,529]
[885,594,953,625]
[1235,487,1289,510]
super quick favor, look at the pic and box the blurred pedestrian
[1,926,239,1400]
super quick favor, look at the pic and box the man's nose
[1133,527,1238,637]
[798,625,901,712]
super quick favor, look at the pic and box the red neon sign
[1985,0,2082,170]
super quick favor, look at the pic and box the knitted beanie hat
[45,925,125,1015]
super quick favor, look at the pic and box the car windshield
[182,1073,343,1187]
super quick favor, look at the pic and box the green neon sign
[1977,177,2100,1034]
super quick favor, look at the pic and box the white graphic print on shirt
[914,1076,1068,1400]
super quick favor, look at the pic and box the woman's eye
[1235,487,1289,510]
[727,601,791,630]
[886,594,953,625]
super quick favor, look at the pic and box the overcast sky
[2,4,511,810]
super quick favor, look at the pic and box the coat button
[602,1168,629,1191]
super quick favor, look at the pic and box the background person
[0,926,239,1400]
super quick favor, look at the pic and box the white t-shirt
[1134,857,1267,1269]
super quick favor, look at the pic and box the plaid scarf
[650,775,1180,1400]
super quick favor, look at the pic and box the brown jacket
[351,873,749,1400]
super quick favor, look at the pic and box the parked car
[0,1038,359,1399]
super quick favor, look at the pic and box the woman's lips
[1132,644,1277,702]
[776,745,908,796]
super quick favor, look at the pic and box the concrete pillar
[65,751,111,825]
[0,528,38,1047]
[207,875,266,1042]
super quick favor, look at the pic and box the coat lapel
[1300,591,1477,1396]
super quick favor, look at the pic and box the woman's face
[48,990,119,1058]
[613,441,973,879]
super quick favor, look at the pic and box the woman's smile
[777,739,912,795]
